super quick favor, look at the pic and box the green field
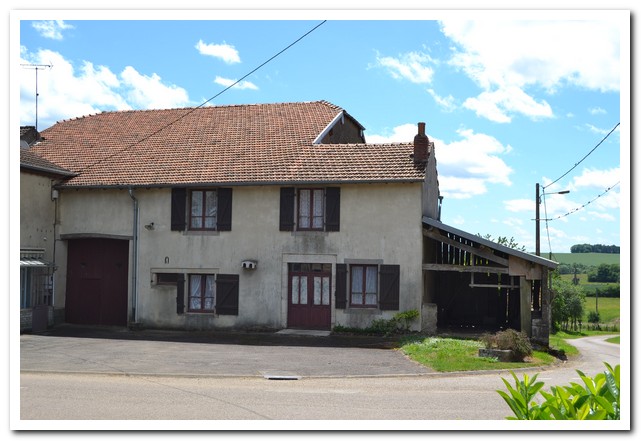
[552,252,620,266]
[583,296,620,325]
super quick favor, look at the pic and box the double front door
[287,263,331,330]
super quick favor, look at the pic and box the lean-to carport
[421,217,558,346]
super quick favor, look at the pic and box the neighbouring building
[20,126,75,332]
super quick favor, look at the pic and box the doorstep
[275,329,331,337]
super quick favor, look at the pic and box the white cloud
[589,106,607,115]
[440,19,620,122]
[585,123,616,136]
[121,66,191,109]
[504,198,533,213]
[20,49,191,129]
[368,124,513,199]
[214,76,258,90]
[365,123,416,143]
[588,211,616,221]
[195,40,240,64]
[32,20,73,40]
[427,89,456,112]
[462,86,553,123]
[373,51,435,84]
[571,167,620,190]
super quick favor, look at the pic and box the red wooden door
[287,263,331,330]
[66,238,129,326]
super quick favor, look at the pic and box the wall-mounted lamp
[144,222,155,231]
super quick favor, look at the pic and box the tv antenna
[21,63,52,131]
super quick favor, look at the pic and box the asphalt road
[15,329,624,428]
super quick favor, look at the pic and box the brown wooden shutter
[217,188,232,231]
[216,274,239,315]
[325,187,340,232]
[176,274,185,314]
[379,264,400,310]
[171,188,187,231]
[335,264,347,309]
[279,187,295,231]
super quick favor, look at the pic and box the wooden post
[520,276,532,337]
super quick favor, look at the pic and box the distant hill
[552,252,620,266]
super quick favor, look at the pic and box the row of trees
[570,243,620,254]
[587,263,620,283]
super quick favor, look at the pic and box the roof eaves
[20,163,77,178]
[56,178,425,190]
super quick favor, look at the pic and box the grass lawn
[606,336,620,344]
[400,336,556,372]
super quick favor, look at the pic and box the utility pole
[21,63,52,131]
[534,182,541,256]
[535,183,569,258]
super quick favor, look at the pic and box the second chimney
[413,122,429,164]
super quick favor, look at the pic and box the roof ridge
[47,100,345,127]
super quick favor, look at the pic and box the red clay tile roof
[20,147,75,177]
[31,101,425,187]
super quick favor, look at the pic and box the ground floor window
[188,274,216,312]
[20,266,53,309]
[350,264,378,307]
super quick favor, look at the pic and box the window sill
[343,307,380,315]
[291,230,328,237]
[183,230,220,236]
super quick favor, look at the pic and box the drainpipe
[128,188,139,324]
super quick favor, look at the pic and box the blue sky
[14,9,629,255]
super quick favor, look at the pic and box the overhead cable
[543,122,620,190]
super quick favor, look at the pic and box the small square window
[156,273,180,285]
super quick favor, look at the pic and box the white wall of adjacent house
[54,182,424,331]
[20,172,56,259]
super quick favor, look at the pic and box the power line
[543,122,620,190]
[544,182,620,222]
[79,20,327,173]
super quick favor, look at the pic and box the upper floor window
[190,190,217,230]
[297,188,324,230]
[171,187,232,232]
[279,187,340,232]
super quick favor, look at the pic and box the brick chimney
[413,122,429,164]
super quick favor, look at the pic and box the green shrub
[480,329,532,361]
[498,362,620,420]
[588,311,601,324]
[332,309,419,336]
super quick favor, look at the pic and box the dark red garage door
[66,238,129,326]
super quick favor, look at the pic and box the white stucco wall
[55,183,424,331]
[20,172,56,259]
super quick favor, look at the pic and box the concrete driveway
[20,325,433,378]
